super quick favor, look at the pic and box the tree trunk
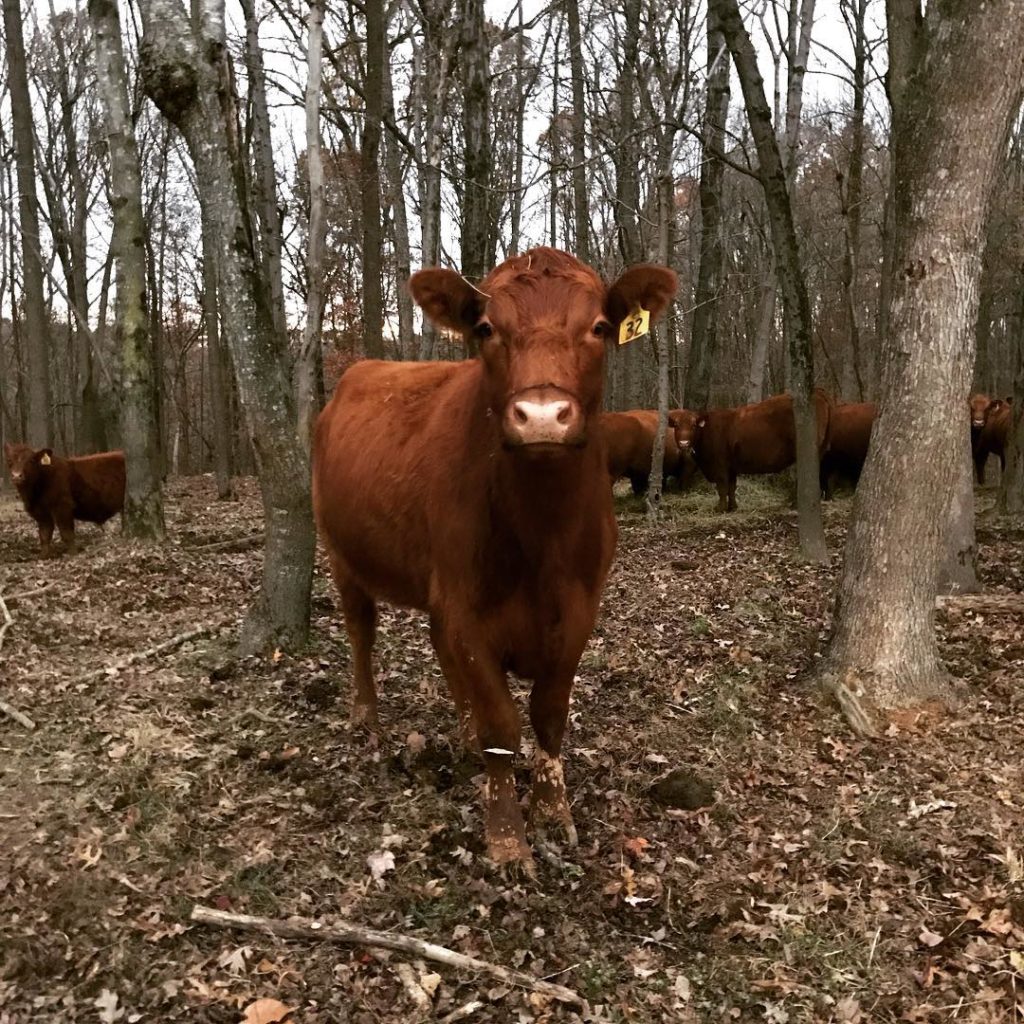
[297,0,326,448]
[361,0,385,358]
[714,0,826,563]
[90,0,166,539]
[782,0,815,181]
[3,0,52,445]
[647,175,673,520]
[997,280,1024,513]
[822,0,1024,735]
[201,208,235,500]
[140,0,315,652]
[239,0,287,343]
[747,258,777,403]
[460,0,493,283]
[565,0,589,263]
[684,13,729,410]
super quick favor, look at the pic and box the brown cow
[313,246,677,866]
[3,443,126,556]
[820,401,876,499]
[975,397,1012,484]
[598,409,683,494]
[673,390,833,512]
[970,392,992,482]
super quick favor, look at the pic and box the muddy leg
[54,510,76,555]
[430,616,478,752]
[715,478,729,513]
[339,582,379,728]
[727,471,738,512]
[37,519,54,559]
[527,677,577,846]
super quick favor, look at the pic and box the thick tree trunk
[140,0,315,652]
[297,0,326,448]
[565,0,589,263]
[361,0,385,358]
[714,0,826,563]
[460,0,493,284]
[822,1,1024,735]
[90,0,165,539]
[3,0,52,445]
[685,14,729,410]
[647,175,673,520]
[997,281,1024,513]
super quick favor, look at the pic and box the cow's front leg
[527,673,578,846]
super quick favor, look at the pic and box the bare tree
[460,0,493,284]
[822,0,1024,736]
[361,0,385,358]
[140,0,315,651]
[565,0,589,263]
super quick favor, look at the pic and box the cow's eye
[474,321,493,340]
[593,320,613,338]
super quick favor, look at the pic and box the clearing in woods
[1,478,1022,1023]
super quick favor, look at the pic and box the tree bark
[90,0,166,539]
[361,0,385,358]
[647,175,673,520]
[297,0,326,449]
[685,13,729,410]
[714,0,827,563]
[782,0,815,182]
[822,0,1024,735]
[460,0,493,284]
[3,0,53,445]
[997,279,1024,513]
[565,0,589,263]
[140,0,315,652]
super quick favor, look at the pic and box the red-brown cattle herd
[0,247,1015,866]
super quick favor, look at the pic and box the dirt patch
[1,478,1022,1022]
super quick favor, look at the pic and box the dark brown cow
[313,246,677,866]
[598,409,683,494]
[970,392,992,482]
[3,443,126,556]
[975,397,1012,484]
[673,390,833,512]
[820,401,876,498]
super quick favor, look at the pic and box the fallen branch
[189,532,264,554]
[936,593,1024,614]
[0,588,11,653]
[190,906,585,1008]
[440,1000,486,1022]
[0,698,35,730]
[63,621,230,686]
[4,583,54,606]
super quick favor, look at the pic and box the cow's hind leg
[54,507,76,554]
[430,616,478,752]
[36,519,55,559]
[527,676,577,846]
[338,581,379,728]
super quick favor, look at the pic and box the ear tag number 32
[618,306,651,346]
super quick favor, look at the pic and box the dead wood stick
[190,532,264,553]
[0,698,35,730]
[4,583,54,606]
[64,621,229,685]
[936,593,1024,613]
[0,588,12,653]
[440,1000,487,1022]
[189,906,585,1008]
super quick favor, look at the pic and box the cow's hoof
[350,701,379,731]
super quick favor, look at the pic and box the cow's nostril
[513,404,529,425]
[556,403,571,424]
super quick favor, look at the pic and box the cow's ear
[697,416,706,429]
[1006,396,1014,405]
[36,448,53,467]
[667,411,682,430]
[606,264,678,327]
[409,268,485,336]
[2,442,13,460]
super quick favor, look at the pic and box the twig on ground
[62,621,229,686]
[189,532,264,553]
[0,698,36,730]
[189,906,585,1008]
[0,588,12,652]
[936,593,1024,613]
[4,583,54,606]
[440,999,487,1022]
[392,960,432,1012]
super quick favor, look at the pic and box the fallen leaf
[624,836,650,858]
[418,972,442,997]
[94,989,124,1024]
[240,997,296,1024]
[367,848,396,883]
[406,731,427,754]
[918,928,944,948]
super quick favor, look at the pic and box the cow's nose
[506,397,581,445]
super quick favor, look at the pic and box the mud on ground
[1,478,1022,1023]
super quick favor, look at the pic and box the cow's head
[970,393,991,431]
[671,409,705,452]
[3,442,51,489]
[409,247,677,450]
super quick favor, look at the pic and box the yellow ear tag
[40,453,51,466]
[618,306,651,345]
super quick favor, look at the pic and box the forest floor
[0,476,1022,1024]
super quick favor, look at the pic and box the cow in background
[313,247,677,866]
[673,390,833,512]
[974,397,1012,484]
[820,402,876,498]
[3,443,125,557]
[599,409,684,494]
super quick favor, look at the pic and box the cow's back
[68,451,125,523]
[313,359,481,609]
[731,394,796,473]
[625,410,682,475]
[831,402,876,462]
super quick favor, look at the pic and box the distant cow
[313,246,677,866]
[3,443,125,557]
[599,409,683,494]
[674,390,833,512]
[974,397,1012,484]
[820,401,876,499]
